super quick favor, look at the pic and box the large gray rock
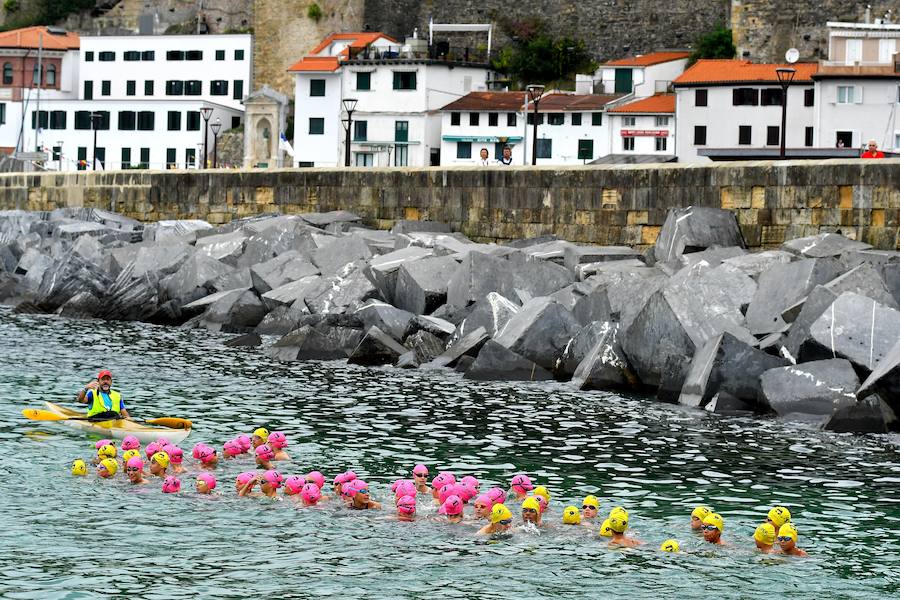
[454,292,519,340]
[355,300,415,341]
[365,246,434,304]
[305,263,378,314]
[403,314,456,340]
[254,303,308,335]
[575,269,668,332]
[131,243,194,279]
[447,251,573,309]
[718,250,794,280]
[759,359,859,424]
[423,326,489,369]
[563,245,641,275]
[654,206,745,263]
[142,219,212,243]
[195,230,247,266]
[300,210,362,229]
[782,285,838,359]
[70,234,104,264]
[312,234,372,276]
[783,233,871,258]
[249,251,319,294]
[261,275,323,310]
[403,330,446,365]
[558,321,610,377]
[576,259,649,281]
[239,219,318,267]
[824,397,897,433]
[856,338,900,415]
[493,297,580,370]
[201,289,267,331]
[348,326,409,366]
[212,266,253,293]
[393,255,459,315]
[266,325,362,361]
[464,339,554,381]
[548,281,594,312]
[161,252,233,305]
[571,322,634,390]
[56,290,102,319]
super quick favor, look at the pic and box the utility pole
[34,32,43,153]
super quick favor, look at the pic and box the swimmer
[607,507,642,547]
[536,495,549,516]
[397,494,416,521]
[163,445,186,474]
[95,443,117,466]
[145,441,162,462]
[251,427,269,449]
[701,513,725,545]
[240,470,283,498]
[776,523,808,557]
[121,435,140,452]
[412,464,430,493]
[267,432,290,461]
[333,471,357,498]
[149,451,170,478]
[460,475,480,496]
[162,476,181,494]
[393,480,417,502]
[306,471,326,490]
[197,445,218,469]
[255,444,275,470]
[235,471,256,494]
[283,475,306,499]
[486,487,506,506]
[71,459,87,476]
[767,506,791,530]
[473,494,494,520]
[691,506,712,531]
[97,458,118,478]
[660,539,680,553]
[300,483,321,506]
[349,481,381,510]
[582,496,600,523]
[534,485,551,505]
[431,472,455,503]
[235,434,252,454]
[439,495,464,523]
[196,473,217,494]
[598,518,614,538]
[223,440,242,459]
[509,474,533,500]
[122,449,141,464]
[562,506,581,525]
[754,522,776,553]
[522,497,542,526]
[125,457,149,484]
[477,503,514,535]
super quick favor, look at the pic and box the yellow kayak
[44,401,191,445]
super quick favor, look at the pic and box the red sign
[620,129,669,137]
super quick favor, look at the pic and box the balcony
[346,44,492,67]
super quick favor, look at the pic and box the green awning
[441,135,524,143]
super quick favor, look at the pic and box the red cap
[97,370,112,380]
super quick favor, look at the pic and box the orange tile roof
[289,32,397,73]
[608,93,676,113]
[674,59,818,85]
[0,26,79,51]
[442,91,527,111]
[537,93,623,110]
[309,32,397,57]
[287,56,340,72]
[606,51,690,67]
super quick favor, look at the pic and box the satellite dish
[785,48,800,64]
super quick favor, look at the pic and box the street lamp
[210,118,222,168]
[341,98,358,167]
[200,106,213,168]
[526,84,545,165]
[90,111,103,171]
[56,140,63,171]
[775,67,796,159]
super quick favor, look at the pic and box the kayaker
[75,370,131,421]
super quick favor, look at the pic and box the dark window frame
[738,125,752,145]
[695,89,708,107]
[694,125,707,146]
[309,79,326,97]
[309,117,325,135]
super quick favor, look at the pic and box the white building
[606,94,676,159]
[673,60,818,162]
[813,20,900,150]
[593,52,689,97]
[439,91,622,165]
[289,31,497,167]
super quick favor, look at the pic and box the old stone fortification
[1,160,898,250]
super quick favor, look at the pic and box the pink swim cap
[163,445,184,464]
[474,493,494,508]
[344,479,368,497]
[301,483,322,503]
[394,481,417,499]
[457,482,477,502]
[197,473,217,491]
[412,463,428,476]
[263,470,284,488]
[155,436,171,448]
[391,479,413,493]
[145,442,161,459]
[198,446,217,464]
[236,434,252,451]
[95,439,113,450]
[439,495,464,516]
[334,470,357,485]
[223,440,241,457]
[510,474,534,492]
[126,457,144,471]
[306,471,325,489]
[236,471,256,487]
[432,472,455,489]
[162,476,181,493]
[284,475,306,495]
[255,444,275,461]
[268,431,288,449]
[121,436,140,451]
[486,487,507,503]
[536,495,548,514]
[397,495,416,515]
[461,475,479,490]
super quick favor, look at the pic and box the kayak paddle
[22,408,192,430]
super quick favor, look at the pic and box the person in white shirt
[478,148,491,166]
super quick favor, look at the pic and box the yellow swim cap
[754,522,776,545]
[691,505,712,520]
[521,497,541,512]
[582,495,599,509]
[768,506,791,527]
[491,503,513,524]
[703,513,724,531]
[777,523,798,542]
[71,459,87,476]
[99,458,118,476]
[660,539,680,552]
[599,518,614,537]
[252,427,269,442]
[562,506,581,525]
[122,449,140,462]
[608,507,629,533]
[534,485,551,502]
[97,444,117,459]
[152,451,170,468]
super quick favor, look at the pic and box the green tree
[492,18,597,89]
[307,2,323,22]
[690,27,736,63]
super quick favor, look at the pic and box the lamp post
[200,106,213,168]
[526,84,545,165]
[56,140,63,171]
[90,111,102,171]
[775,67,795,159]
[341,98,358,167]
[210,118,222,168]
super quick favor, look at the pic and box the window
[93,111,110,130]
[141,51,155,61]
[310,79,326,97]
[394,145,408,166]
[83,81,93,99]
[733,88,759,106]
[488,112,498,127]
[694,125,707,145]
[121,148,131,169]
[591,112,602,126]
[30,111,48,129]
[526,113,544,125]
[457,141,472,159]
[95,147,106,167]
[469,112,479,126]
[837,85,859,104]
[695,89,708,106]
[233,80,243,100]
[571,113,582,126]
[77,147,87,170]
[51,145,60,161]
[186,111,201,131]
[507,113,517,127]
[101,80,111,96]
[0,103,5,125]
[231,116,240,128]
[185,80,202,95]
[186,148,196,168]
[124,51,140,61]
[167,111,181,131]
[186,50,203,61]
[99,51,115,62]
[2,63,11,84]
[166,80,183,95]
[211,80,229,96]
[846,38,862,65]
[32,65,40,86]
[494,143,506,160]
[804,89,815,106]
[761,88,783,106]
[393,71,417,90]
[74,111,92,130]
[215,50,225,61]
[577,139,593,160]
[167,50,185,61]
[395,120,408,142]
[137,111,155,131]
[309,117,324,134]
[738,125,751,145]
[536,138,552,158]
[166,148,177,167]
[49,110,65,129]
[139,148,150,168]
[805,126,814,147]
[548,113,564,125]
[46,65,56,86]
[353,120,367,141]
[655,137,667,152]
[84,51,94,62]
[234,49,245,60]
[355,152,374,166]
[118,111,136,130]
[623,137,635,151]
[126,80,136,96]
[145,80,154,95]
[655,116,669,126]
[766,126,780,146]
[356,72,371,91]
[623,116,636,127]
[451,112,461,126]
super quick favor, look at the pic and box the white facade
[607,113,675,156]
[596,55,689,97]
[438,108,526,165]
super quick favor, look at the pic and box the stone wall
[2,160,899,250]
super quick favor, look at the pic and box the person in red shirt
[861,139,885,159]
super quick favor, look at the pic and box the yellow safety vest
[86,389,123,418]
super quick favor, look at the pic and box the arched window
[2,63,12,85]
[46,65,56,86]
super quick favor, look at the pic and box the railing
[348,44,492,64]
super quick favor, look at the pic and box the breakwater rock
[2,206,898,434]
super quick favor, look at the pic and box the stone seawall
[1,159,898,250]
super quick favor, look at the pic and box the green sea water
[1,307,898,599]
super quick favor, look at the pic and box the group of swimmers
[71,427,808,555]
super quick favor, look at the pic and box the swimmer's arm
[476,524,491,535]
[238,476,260,497]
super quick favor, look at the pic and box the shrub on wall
[307,2,322,22]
